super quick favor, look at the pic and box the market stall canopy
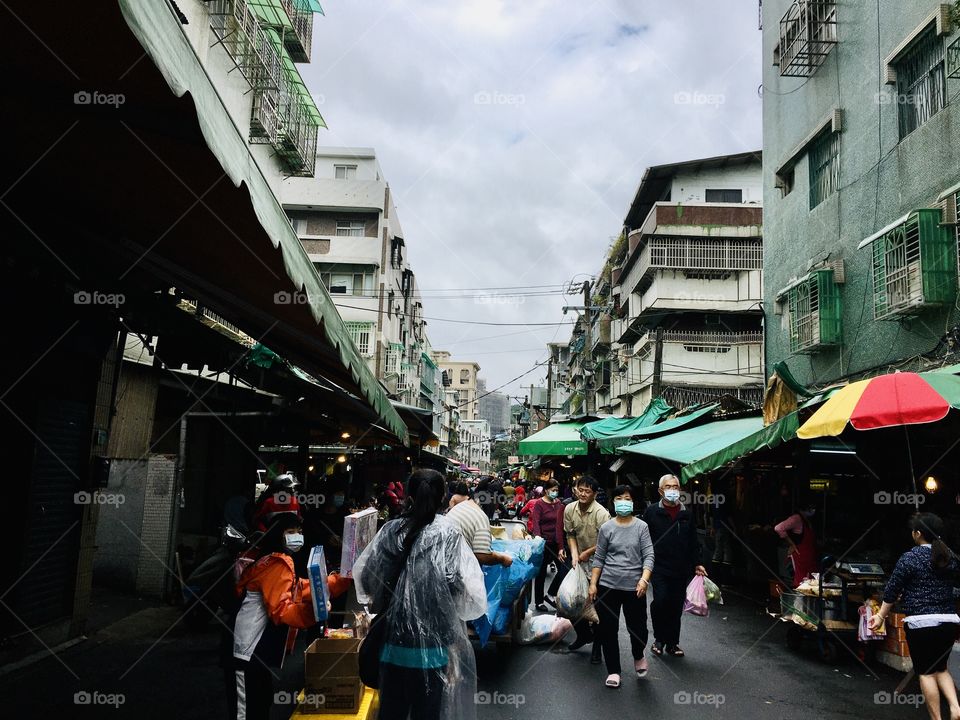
[797,371,960,439]
[620,416,768,483]
[608,403,719,453]
[580,398,673,453]
[2,0,408,446]
[518,422,589,457]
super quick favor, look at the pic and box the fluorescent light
[810,448,857,455]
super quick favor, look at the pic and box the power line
[332,302,576,327]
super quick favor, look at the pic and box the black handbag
[358,537,415,689]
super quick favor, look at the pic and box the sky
[301,0,763,402]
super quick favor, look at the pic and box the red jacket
[529,498,564,546]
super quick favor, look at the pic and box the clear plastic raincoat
[354,515,485,720]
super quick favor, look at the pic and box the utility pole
[651,326,664,400]
[582,280,593,415]
[546,349,554,425]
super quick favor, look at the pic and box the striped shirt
[446,499,492,554]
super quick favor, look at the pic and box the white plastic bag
[518,612,573,645]
[556,564,599,624]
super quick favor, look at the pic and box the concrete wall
[670,164,763,205]
[762,0,960,386]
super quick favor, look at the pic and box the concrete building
[477,379,511,437]
[610,152,765,413]
[281,147,438,411]
[460,419,492,473]
[761,0,960,386]
[432,352,482,421]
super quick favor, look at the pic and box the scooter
[181,496,259,631]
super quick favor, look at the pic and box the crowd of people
[224,468,960,720]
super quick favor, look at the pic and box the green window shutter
[788,269,841,353]
[871,209,955,320]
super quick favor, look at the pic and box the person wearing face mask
[531,479,569,610]
[588,484,655,687]
[232,512,317,720]
[642,474,706,659]
[774,498,818,589]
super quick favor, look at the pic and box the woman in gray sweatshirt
[588,484,655,688]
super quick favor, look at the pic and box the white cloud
[301,0,762,398]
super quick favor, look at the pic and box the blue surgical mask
[664,489,681,503]
[614,500,634,516]
[548,491,559,499]
[284,533,304,553]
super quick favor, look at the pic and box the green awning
[519,422,589,457]
[266,29,325,127]
[294,0,325,14]
[580,398,674,454]
[608,402,719,452]
[679,412,799,483]
[118,0,404,444]
[249,0,293,31]
[621,416,768,482]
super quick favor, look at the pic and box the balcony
[590,313,612,350]
[279,0,313,62]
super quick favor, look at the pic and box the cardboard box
[303,612,368,687]
[340,507,378,578]
[298,679,363,714]
[307,546,331,623]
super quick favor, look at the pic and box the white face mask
[663,489,681,503]
[284,532,305,553]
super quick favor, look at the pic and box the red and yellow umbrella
[797,371,960,439]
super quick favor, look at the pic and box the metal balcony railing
[778,0,837,78]
[280,0,313,62]
[662,331,763,345]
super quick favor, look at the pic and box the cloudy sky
[301,0,762,402]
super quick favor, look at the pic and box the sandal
[650,641,664,657]
[666,645,685,657]
[605,674,621,688]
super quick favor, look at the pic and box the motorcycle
[181,496,259,631]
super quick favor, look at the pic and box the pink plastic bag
[683,575,709,617]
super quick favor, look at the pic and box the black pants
[650,572,689,647]
[378,664,446,720]
[534,541,569,605]
[595,586,648,675]
[234,659,274,720]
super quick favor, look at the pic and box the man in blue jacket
[642,474,707,658]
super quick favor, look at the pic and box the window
[344,321,374,356]
[334,164,357,180]
[315,263,375,296]
[808,130,839,208]
[786,269,841,353]
[869,209,955,319]
[460,369,470,385]
[336,221,365,237]
[704,189,743,203]
[895,25,947,139]
[778,0,837,78]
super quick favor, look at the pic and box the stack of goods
[471,537,545,646]
[340,507,378,578]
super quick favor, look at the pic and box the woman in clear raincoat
[354,469,485,720]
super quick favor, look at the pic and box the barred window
[809,130,839,209]
[895,25,947,139]
[344,322,374,356]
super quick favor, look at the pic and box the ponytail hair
[399,469,446,554]
[912,512,952,571]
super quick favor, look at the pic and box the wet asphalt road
[474,588,941,720]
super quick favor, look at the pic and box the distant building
[477,379,510,436]
[432,351,481,421]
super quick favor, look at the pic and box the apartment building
[762,0,960,385]
[432,352,482,421]
[610,152,765,413]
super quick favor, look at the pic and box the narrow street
[0,585,936,720]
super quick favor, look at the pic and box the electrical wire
[331,302,576,326]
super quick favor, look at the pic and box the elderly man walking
[642,474,706,658]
